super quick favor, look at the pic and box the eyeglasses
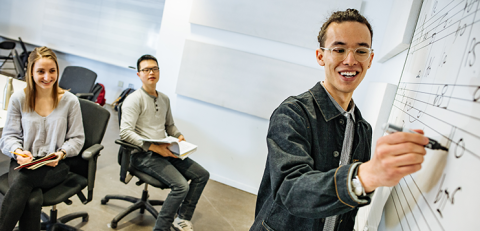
[320,47,373,62]
[140,67,159,73]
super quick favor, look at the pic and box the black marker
[383,123,449,151]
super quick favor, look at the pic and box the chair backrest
[90,83,106,106]
[0,41,15,50]
[18,37,27,54]
[59,66,97,95]
[65,98,110,179]
[17,37,30,67]
[12,50,25,79]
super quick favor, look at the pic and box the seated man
[251,9,428,231]
[120,54,210,231]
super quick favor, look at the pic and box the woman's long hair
[23,46,64,112]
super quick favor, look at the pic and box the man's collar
[141,87,157,99]
[309,82,362,122]
[319,81,356,122]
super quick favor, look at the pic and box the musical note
[454,138,465,158]
[433,84,448,108]
[425,57,434,77]
[439,52,447,67]
[473,86,480,102]
[466,37,480,67]
[433,175,462,218]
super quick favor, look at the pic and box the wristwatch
[352,175,366,197]
[59,149,67,159]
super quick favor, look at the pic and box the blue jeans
[131,151,209,231]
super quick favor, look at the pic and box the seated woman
[0,46,84,231]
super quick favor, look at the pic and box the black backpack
[112,88,135,111]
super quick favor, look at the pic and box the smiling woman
[0,46,85,231]
[23,47,64,113]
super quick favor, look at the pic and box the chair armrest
[115,139,143,184]
[76,93,94,99]
[115,139,143,151]
[81,144,104,204]
[82,143,104,160]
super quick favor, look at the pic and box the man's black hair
[136,54,159,72]
[317,9,373,47]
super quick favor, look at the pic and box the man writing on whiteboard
[120,55,210,231]
[250,9,429,231]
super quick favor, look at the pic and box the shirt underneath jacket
[119,88,182,151]
[0,91,85,159]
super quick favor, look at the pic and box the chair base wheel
[110,222,117,229]
[101,198,109,204]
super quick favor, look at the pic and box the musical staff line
[393,103,480,161]
[394,95,480,122]
[402,177,434,231]
[399,82,479,87]
[397,180,422,229]
[389,187,406,231]
[411,16,480,53]
[398,87,480,107]
[414,0,457,33]
[410,6,480,54]
[412,0,465,43]
[407,174,446,231]
[394,96,480,140]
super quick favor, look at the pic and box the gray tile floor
[0,105,257,231]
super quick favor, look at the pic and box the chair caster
[101,198,109,204]
[109,221,117,229]
[83,215,89,222]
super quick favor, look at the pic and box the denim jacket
[251,82,373,231]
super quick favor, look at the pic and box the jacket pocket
[264,202,317,230]
[261,220,275,231]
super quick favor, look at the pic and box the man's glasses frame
[320,47,373,62]
[140,67,160,73]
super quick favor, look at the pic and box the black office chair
[0,98,110,230]
[101,102,169,229]
[18,37,31,69]
[12,50,25,80]
[59,66,97,99]
[0,41,16,70]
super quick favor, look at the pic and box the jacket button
[339,119,344,124]
[333,151,339,157]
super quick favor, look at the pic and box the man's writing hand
[149,143,179,158]
[358,130,429,193]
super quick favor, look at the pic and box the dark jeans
[131,151,209,231]
[0,159,69,231]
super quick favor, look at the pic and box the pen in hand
[383,123,449,151]
[10,151,29,158]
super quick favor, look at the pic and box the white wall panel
[176,40,323,119]
[190,0,362,49]
[0,0,165,68]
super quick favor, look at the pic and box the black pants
[0,159,69,231]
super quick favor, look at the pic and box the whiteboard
[0,0,165,68]
[381,0,480,230]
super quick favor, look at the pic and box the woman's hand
[45,151,65,167]
[15,149,33,165]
